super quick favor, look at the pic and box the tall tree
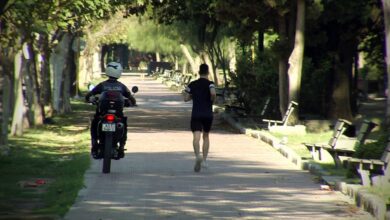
[287,0,305,124]
[383,0,390,128]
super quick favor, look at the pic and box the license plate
[102,123,116,132]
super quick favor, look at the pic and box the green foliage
[126,15,182,55]
[353,132,388,159]
[300,56,332,117]
[232,50,279,115]
[347,132,388,179]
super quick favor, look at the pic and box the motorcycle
[89,86,138,173]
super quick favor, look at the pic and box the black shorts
[191,117,213,132]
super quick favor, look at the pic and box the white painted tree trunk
[382,0,390,128]
[228,40,237,74]
[204,53,219,85]
[93,50,101,79]
[287,0,305,124]
[50,34,71,113]
[156,52,161,62]
[180,44,197,74]
[11,50,25,136]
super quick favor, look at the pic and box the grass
[271,131,333,159]
[0,99,94,217]
[365,185,390,205]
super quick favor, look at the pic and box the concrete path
[64,76,373,220]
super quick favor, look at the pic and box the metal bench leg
[317,148,323,161]
[357,169,371,186]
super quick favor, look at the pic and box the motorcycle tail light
[105,114,115,122]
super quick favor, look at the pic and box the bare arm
[182,86,192,102]
[210,85,216,103]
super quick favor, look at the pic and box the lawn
[0,100,94,217]
[367,185,390,205]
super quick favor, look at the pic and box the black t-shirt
[187,78,215,118]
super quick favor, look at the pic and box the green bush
[232,51,279,117]
[300,56,332,117]
[354,133,388,159]
[347,132,388,179]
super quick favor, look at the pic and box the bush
[232,51,279,117]
[347,132,388,179]
[300,56,332,117]
[354,133,388,159]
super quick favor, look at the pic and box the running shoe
[194,158,202,172]
[202,161,208,169]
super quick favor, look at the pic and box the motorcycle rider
[85,61,136,159]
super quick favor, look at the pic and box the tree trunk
[23,42,44,125]
[278,15,289,115]
[258,26,264,53]
[10,50,26,136]
[328,54,354,121]
[156,52,160,62]
[61,35,73,113]
[38,34,52,107]
[204,52,219,85]
[51,33,72,114]
[0,75,10,147]
[180,44,197,74]
[228,40,236,74]
[383,0,390,128]
[287,0,305,125]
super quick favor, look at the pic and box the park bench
[262,101,298,128]
[215,85,270,119]
[304,119,377,167]
[218,87,249,117]
[162,69,175,81]
[347,137,390,186]
[304,119,351,162]
[172,74,192,90]
[149,61,172,76]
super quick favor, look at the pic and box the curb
[218,111,389,220]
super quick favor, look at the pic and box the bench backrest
[185,75,192,84]
[259,97,270,117]
[328,119,352,147]
[353,120,377,149]
[281,101,298,125]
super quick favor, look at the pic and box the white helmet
[106,62,123,78]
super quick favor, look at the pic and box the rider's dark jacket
[85,78,136,108]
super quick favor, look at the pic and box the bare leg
[193,131,201,159]
[193,131,202,172]
[202,132,209,161]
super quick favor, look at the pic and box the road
[64,76,373,220]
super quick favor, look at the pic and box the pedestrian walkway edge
[219,111,390,220]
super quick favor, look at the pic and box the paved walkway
[64,76,373,220]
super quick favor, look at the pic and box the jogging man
[183,64,216,172]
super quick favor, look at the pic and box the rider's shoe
[91,148,101,159]
[118,144,125,159]
[118,150,125,158]
[116,147,125,159]
[91,139,103,159]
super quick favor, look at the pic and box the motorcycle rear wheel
[102,132,113,173]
